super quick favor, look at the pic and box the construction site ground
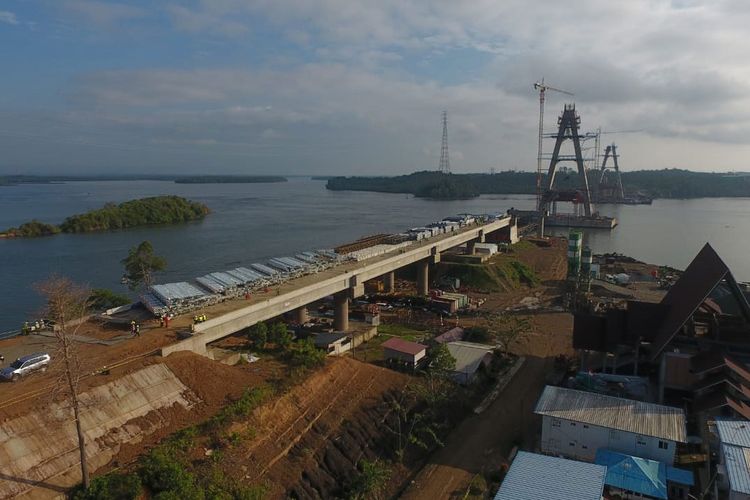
[0,235,600,499]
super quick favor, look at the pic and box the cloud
[0,11,19,25]
[60,0,147,28]
[165,4,249,37]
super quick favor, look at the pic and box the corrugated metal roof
[723,443,750,494]
[494,451,605,500]
[534,386,687,443]
[446,341,493,376]
[716,419,750,448]
[381,337,426,356]
[595,449,667,499]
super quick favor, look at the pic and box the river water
[1,177,748,331]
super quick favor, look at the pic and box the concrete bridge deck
[162,216,514,356]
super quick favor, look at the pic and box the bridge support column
[294,306,309,324]
[416,260,429,296]
[334,291,349,331]
[467,240,476,255]
[384,272,395,293]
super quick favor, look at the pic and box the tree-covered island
[1,196,209,238]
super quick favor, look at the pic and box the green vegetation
[377,323,428,342]
[60,196,209,233]
[425,343,456,374]
[436,258,540,293]
[414,174,479,199]
[345,459,392,499]
[174,175,287,184]
[2,196,209,238]
[327,168,750,199]
[1,220,61,238]
[121,241,167,290]
[285,338,327,370]
[73,386,274,499]
[89,289,131,310]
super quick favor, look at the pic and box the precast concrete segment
[333,291,349,332]
[0,364,195,499]
[162,217,513,356]
[416,260,429,296]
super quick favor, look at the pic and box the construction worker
[130,320,136,335]
[22,322,29,335]
[135,323,141,337]
[159,316,165,328]
[164,315,170,328]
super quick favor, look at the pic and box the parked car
[0,353,51,382]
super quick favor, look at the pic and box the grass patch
[378,324,429,340]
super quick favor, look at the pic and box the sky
[1,0,750,176]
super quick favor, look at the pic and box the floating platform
[545,214,618,229]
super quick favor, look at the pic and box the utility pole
[439,110,450,174]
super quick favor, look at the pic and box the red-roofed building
[382,337,427,370]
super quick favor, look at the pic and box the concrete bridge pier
[294,306,309,324]
[383,271,395,293]
[333,290,349,331]
[416,260,429,296]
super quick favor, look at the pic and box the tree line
[326,168,750,199]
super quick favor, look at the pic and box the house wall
[383,347,426,366]
[540,415,676,464]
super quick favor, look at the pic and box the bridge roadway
[161,216,513,356]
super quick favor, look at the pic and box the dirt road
[399,357,549,499]
[400,312,574,500]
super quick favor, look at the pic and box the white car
[0,353,51,382]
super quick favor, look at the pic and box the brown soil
[209,357,412,499]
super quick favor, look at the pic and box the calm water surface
[1,178,749,331]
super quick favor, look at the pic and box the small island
[1,196,210,238]
[174,175,287,184]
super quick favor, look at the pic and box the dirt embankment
[212,357,412,499]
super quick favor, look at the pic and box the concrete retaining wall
[0,364,196,499]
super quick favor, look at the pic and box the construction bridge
[162,216,517,356]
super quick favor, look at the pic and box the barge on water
[511,209,617,230]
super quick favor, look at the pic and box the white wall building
[535,386,687,464]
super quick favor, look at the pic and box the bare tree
[35,276,92,490]
[487,312,532,355]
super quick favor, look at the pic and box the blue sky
[1,1,750,175]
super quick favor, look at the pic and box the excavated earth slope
[221,357,413,499]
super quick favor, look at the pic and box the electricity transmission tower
[439,110,450,173]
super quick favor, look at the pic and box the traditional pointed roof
[649,243,750,361]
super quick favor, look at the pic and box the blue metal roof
[722,443,750,494]
[595,449,667,499]
[494,451,605,500]
[716,419,750,448]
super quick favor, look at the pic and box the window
[583,424,589,429]
[551,419,561,428]
[569,442,575,447]
[581,445,588,449]
[570,422,576,427]
[637,435,647,446]
[658,440,669,450]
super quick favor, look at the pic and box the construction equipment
[533,79,574,210]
